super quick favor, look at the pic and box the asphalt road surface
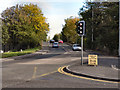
[2,42,119,89]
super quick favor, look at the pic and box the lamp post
[119,1,120,56]
[91,4,94,42]
[90,0,94,43]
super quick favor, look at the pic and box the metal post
[118,1,120,57]
[92,5,94,42]
[81,35,83,65]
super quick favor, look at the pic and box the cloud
[47,14,79,39]
[0,0,13,13]
[39,0,85,2]
[0,0,52,17]
[47,15,64,38]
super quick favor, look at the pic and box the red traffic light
[80,23,82,26]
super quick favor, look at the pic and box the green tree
[79,2,119,55]
[1,4,49,51]
[2,22,10,51]
[53,34,60,42]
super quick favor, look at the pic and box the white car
[72,44,81,51]
[52,42,59,48]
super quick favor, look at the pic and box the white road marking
[111,65,119,71]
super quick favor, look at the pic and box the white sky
[0,0,85,39]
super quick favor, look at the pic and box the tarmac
[1,43,120,82]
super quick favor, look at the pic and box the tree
[53,34,60,42]
[78,2,119,55]
[61,17,80,44]
[1,4,49,51]
[2,22,10,51]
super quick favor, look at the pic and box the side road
[1,42,49,62]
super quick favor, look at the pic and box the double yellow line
[28,66,119,84]
[58,66,119,84]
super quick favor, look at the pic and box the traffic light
[77,21,85,36]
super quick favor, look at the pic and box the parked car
[72,44,81,51]
[50,40,55,43]
[59,40,63,44]
[52,42,59,48]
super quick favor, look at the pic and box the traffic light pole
[77,20,85,65]
[81,35,83,65]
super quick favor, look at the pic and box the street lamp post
[118,1,120,57]
[92,5,94,42]
[90,0,94,43]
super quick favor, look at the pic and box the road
[2,42,118,89]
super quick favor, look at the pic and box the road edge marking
[35,70,57,78]
[26,69,57,82]
[32,66,37,79]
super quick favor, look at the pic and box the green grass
[2,47,41,58]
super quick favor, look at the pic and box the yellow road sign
[88,55,98,66]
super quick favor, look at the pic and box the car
[50,40,55,43]
[52,42,59,48]
[59,40,63,44]
[72,44,81,51]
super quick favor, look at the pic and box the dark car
[50,40,55,43]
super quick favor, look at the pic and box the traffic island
[59,64,119,83]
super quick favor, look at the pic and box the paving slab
[67,63,119,81]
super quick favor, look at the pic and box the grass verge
[2,47,41,58]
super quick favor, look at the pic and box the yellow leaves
[23,4,42,16]
[34,25,40,31]
[62,17,79,42]
[19,4,49,35]
[65,17,79,29]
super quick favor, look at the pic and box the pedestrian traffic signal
[77,21,85,36]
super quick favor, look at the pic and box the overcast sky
[0,0,85,39]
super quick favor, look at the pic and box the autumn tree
[61,17,80,44]
[1,4,49,51]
